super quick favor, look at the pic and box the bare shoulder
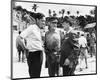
[45,31,50,38]
[45,31,49,35]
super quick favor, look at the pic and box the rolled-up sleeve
[20,25,32,39]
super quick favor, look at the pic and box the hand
[64,58,70,66]
[25,46,29,51]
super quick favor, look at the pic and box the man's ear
[35,18,37,22]
[36,18,39,23]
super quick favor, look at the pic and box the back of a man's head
[48,17,58,22]
[29,12,36,18]
[35,13,45,20]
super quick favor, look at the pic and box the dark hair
[29,12,36,19]
[35,13,45,20]
[46,17,50,22]
[14,6,23,11]
[62,16,72,26]
[48,17,58,22]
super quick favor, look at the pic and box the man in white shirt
[78,34,88,71]
[20,12,45,78]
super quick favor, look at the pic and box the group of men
[16,12,87,78]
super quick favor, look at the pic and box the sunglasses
[51,22,58,24]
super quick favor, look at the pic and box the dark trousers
[48,60,59,77]
[27,51,43,78]
[63,65,75,76]
[47,54,59,77]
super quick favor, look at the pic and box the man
[90,32,96,57]
[60,17,80,76]
[20,12,45,78]
[44,17,62,77]
[16,31,26,62]
[78,33,88,71]
[61,16,73,39]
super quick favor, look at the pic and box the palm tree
[77,11,79,15]
[58,11,62,17]
[90,7,96,17]
[89,7,96,23]
[67,11,70,15]
[61,9,65,18]
[48,9,52,17]
[32,4,38,12]
[59,11,62,14]
[94,7,96,16]
[90,10,94,15]
[53,10,57,17]
[76,11,80,17]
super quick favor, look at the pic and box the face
[72,33,77,39]
[69,33,77,40]
[49,19,58,30]
[36,17,45,29]
[62,22,70,31]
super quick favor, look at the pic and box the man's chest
[46,32,60,42]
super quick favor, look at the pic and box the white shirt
[67,27,73,33]
[64,27,74,35]
[78,36,87,47]
[20,24,43,52]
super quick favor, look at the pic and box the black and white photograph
[11,0,97,79]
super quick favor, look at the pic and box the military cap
[48,16,58,22]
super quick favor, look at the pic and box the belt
[81,47,87,49]
[29,50,42,53]
[45,48,56,52]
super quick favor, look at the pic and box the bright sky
[15,1,95,17]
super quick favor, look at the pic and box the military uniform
[60,32,80,76]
